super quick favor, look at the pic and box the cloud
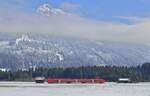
[1,3,150,45]
[116,16,145,24]
[60,2,80,13]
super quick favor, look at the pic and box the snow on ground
[0,82,150,96]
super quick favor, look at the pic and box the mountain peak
[36,4,68,16]
[15,34,31,45]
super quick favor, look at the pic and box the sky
[1,0,150,45]
[1,0,150,21]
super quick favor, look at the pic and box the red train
[47,78,106,84]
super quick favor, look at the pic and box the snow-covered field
[0,82,150,96]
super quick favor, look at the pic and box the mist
[0,7,150,45]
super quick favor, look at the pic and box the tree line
[0,63,150,82]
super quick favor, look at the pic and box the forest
[0,63,150,82]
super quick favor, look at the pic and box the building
[118,78,131,83]
[34,77,45,83]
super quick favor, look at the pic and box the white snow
[0,68,10,72]
[0,82,149,96]
[37,4,68,16]
[0,41,9,46]
[15,35,30,45]
[68,51,73,55]
[56,53,64,61]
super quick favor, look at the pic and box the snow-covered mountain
[0,4,150,71]
[0,34,150,70]
[36,4,68,16]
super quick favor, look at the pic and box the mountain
[0,4,150,71]
[36,4,69,16]
[0,33,150,71]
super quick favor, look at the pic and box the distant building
[118,78,131,83]
[34,77,45,83]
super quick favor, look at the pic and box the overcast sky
[1,0,150,45]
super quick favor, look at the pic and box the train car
[78,79,93,83]
[59,79,76,83]
[47,79,59,83]
[93,79,106,83]
[47,78,106,84]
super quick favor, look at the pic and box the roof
[118,78,131,81]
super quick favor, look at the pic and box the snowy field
[0,82,150,96]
